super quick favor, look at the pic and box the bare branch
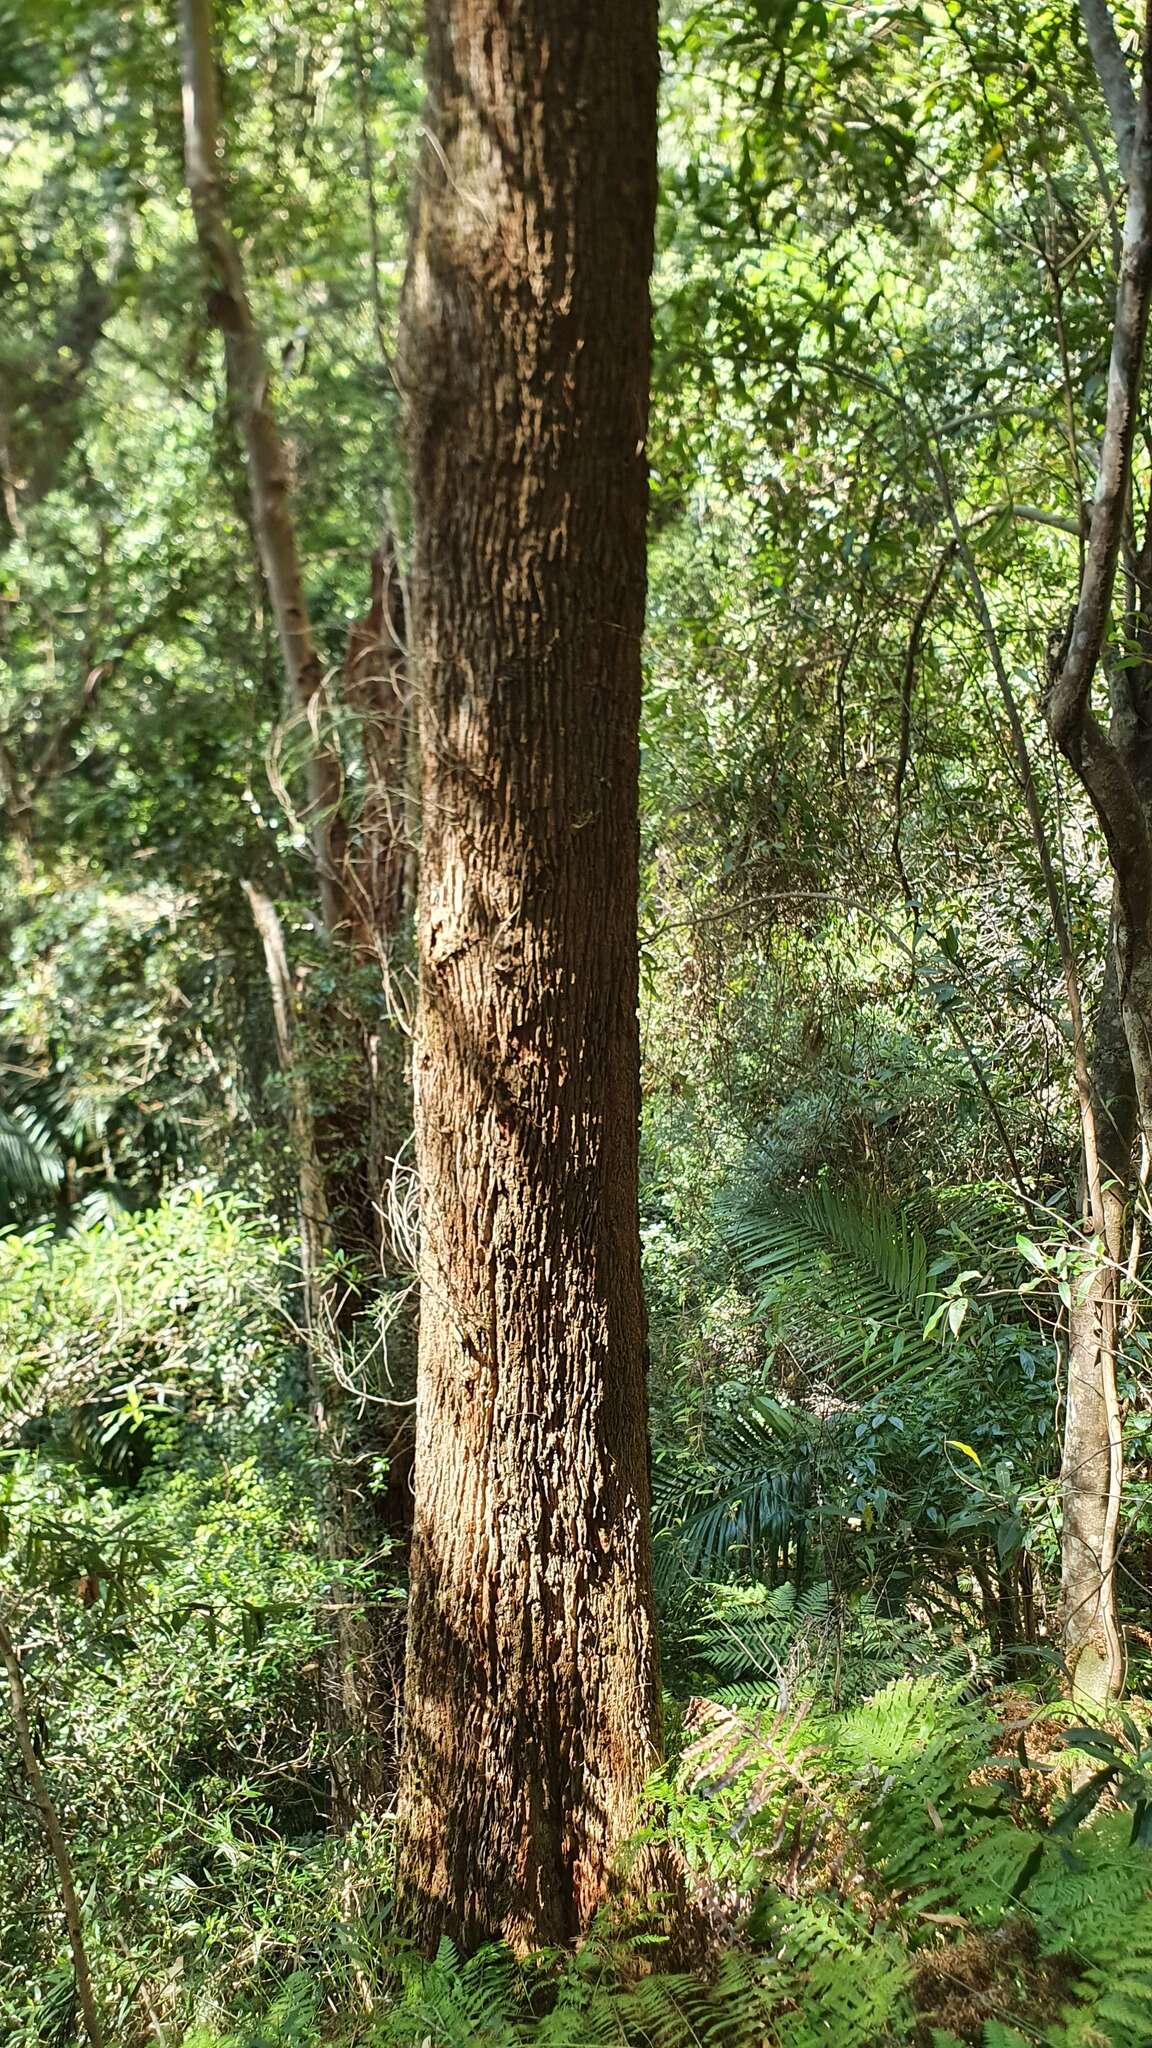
[892,542,956,913]
[965,502,1084,538]
[240,882,331,1333]
[927,439,1107,1226]
[25,666,105,801]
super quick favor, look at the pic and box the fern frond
[758,1894,916,2047]
[731,1183,944,1399]
[652,1394,814,1581]
[0,1103,63,1199]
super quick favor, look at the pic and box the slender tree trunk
[1040,4,1152,1704]
[178,0,351,937]
[0,1615,105,2048]
[340,543,412,964]
[240,885,332,1326]
[339,539,417,1279]
[396,0,662,1953]
[179,0,417,1809]
[1063,931,1136,1704]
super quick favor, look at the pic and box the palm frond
[652,1394,814,1581]
[730,1183,946,1400]
[0,1103,63,1201]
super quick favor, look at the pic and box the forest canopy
[5,1,1152,2043]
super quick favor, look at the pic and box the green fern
[730,1182,946,1400]
[691,1580,834,1706]
[833,1678,1044,1930]
[139,1681,1152,2047]
[652,1393,814,1585]
[756,1893,915,2047]
[380,1937,526,2045]
[0,1101,63,1202]
[686,1580,942,1711]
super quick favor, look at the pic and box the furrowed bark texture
[396,0,662,1953]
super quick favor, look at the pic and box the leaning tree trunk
[1062,930,1136,1705]
[395,0,662,1954]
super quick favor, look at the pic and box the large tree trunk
[396,0,662,1953]
[1062,930,1136,1705]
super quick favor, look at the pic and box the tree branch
[892,541,956,914]
[240,882,332,1334]
[1080,0,1139,178]
[965,502,1084,538]
[1050,21,1152,753]
[0,578,200,838]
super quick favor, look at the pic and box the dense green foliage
[6,0,1152,2038]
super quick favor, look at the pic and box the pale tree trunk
[242,882,402,1816]
[1042,0,1152,1703]
[396,0,663,1952]
[240,884,332,1326]
[939,516,1135,1703]
[178,0,351,938]
[1063,933,1135,1705]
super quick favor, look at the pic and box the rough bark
[178,0,351,937]
[396,0,663,1952]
